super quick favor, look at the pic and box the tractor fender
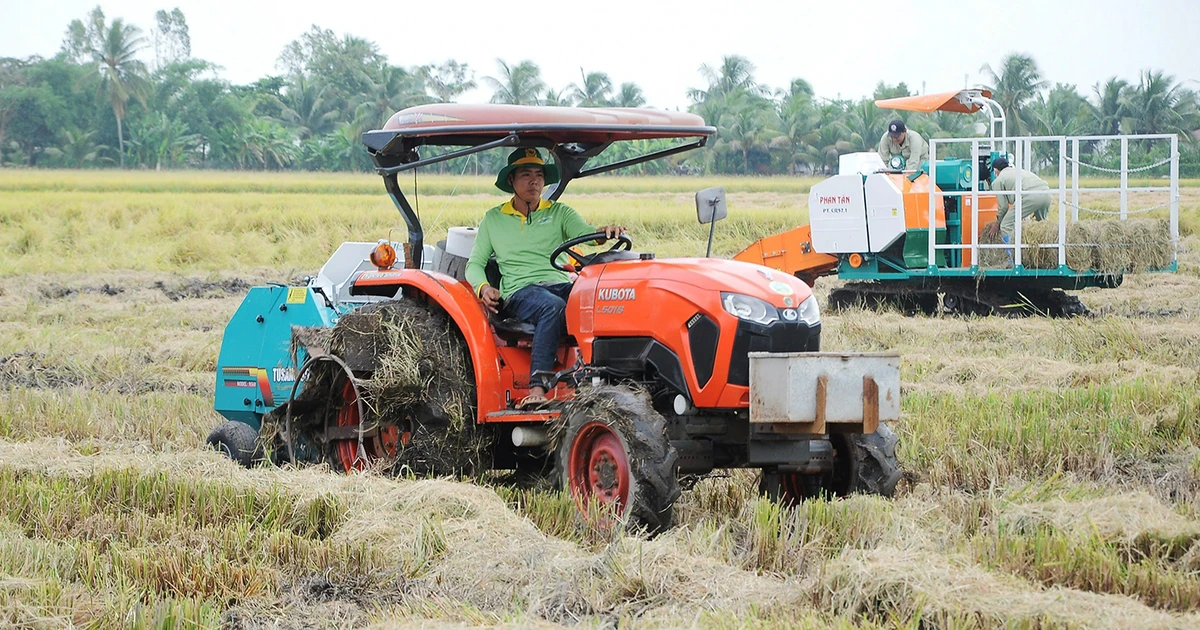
[352,269,506,418]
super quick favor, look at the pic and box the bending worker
[991,157,1050,241]
[465,147,625,409]
[877,119,928,170]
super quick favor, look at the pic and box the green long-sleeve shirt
[465,199,596,300]
[877,130,929,170]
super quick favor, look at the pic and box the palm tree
[1092,77,1128,135]
[719,97,775,173]
[1120,70,1200,137]
[541,87,573,107]
[87,18,151,168]
[354,64,429,132]
[980,53,1047,137]
[418,60,475,103]
[843,99,886,152]
[1029,83,1092,136]
[44,128,111,167]
[571,69,612,107]
[278,75,339,139]
[484,59,545,105]
[772,90,818,174]
[614,82,646,108]
[689,55,767,103]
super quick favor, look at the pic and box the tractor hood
[601,257,815,311]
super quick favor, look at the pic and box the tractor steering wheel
[550,232,633,273]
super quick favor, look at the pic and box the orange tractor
[210,104,901,532]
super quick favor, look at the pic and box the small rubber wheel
[206,421,261,468]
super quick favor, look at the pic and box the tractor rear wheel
[764,424,902,504]
[322,299,490,477]
[555,386,680,534]
[331,378,401,473]
[206,421,262,468]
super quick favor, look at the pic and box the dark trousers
[504,282,573,388]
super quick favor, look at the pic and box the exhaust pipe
[511,426,550,448]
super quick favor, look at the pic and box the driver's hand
[595,224,627,243]
[479,285,501,314]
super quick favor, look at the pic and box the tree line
[2,6,1198,176]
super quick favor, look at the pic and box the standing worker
[990,157,1050,241]
[877,119,929,171]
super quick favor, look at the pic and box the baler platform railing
[926,133,1180,273]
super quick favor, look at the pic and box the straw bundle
[1017,222,1060,269]
[978,219,1172,273]
[977,221,1009,268]
[1064,221,1099,271]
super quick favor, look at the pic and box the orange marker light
[848,253,864,268]
[370,242,397,269]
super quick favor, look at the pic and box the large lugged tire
[829,423,902,496]
[768,423,902,504]
[206,420,261,468]
[555,386,680,535]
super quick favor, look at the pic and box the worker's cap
[495,148,560,193]
[887,119,906,137]
[991,157,1009,171]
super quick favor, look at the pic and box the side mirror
[695,187,727,224]
[695,187,727,258]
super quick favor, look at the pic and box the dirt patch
[152,277,251,301]
[37,283,125,299]
[0,352,204,395]
[0,352,84,389]
[221,573,408,629]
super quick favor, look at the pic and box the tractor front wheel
[555,387,679,534]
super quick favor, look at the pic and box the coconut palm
[485,59,545,105]
[572,69,612,107]
[1119,70,1200,137]
[1092,77,1128,135]
[277,75,339,140]
[1030,83,1092,136]
[719,97,775,174]
[418,60,475,103]
[78,16,151,168]
[354,64,429,132]
[614,82,646,108]
[44,128,111,167]
[980,53,1047,137]
[771,89,819,174]
[843,99,886,152]
[689,55,767,103]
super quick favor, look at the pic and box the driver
[465,147,625,409]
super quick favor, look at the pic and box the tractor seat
[489,313,537,338]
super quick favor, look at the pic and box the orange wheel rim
[567,421,630,516]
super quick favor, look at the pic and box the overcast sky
[2,0,1196,110]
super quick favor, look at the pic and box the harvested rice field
[2,170,1200,629]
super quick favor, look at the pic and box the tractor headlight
[796,294,821,326]
[722,293,778,326]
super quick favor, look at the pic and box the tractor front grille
[727,320,820,386]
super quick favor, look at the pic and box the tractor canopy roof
[361,105,715,270]
[362,104,715,192]
[875,89,995,114]
[363,103,713,157]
